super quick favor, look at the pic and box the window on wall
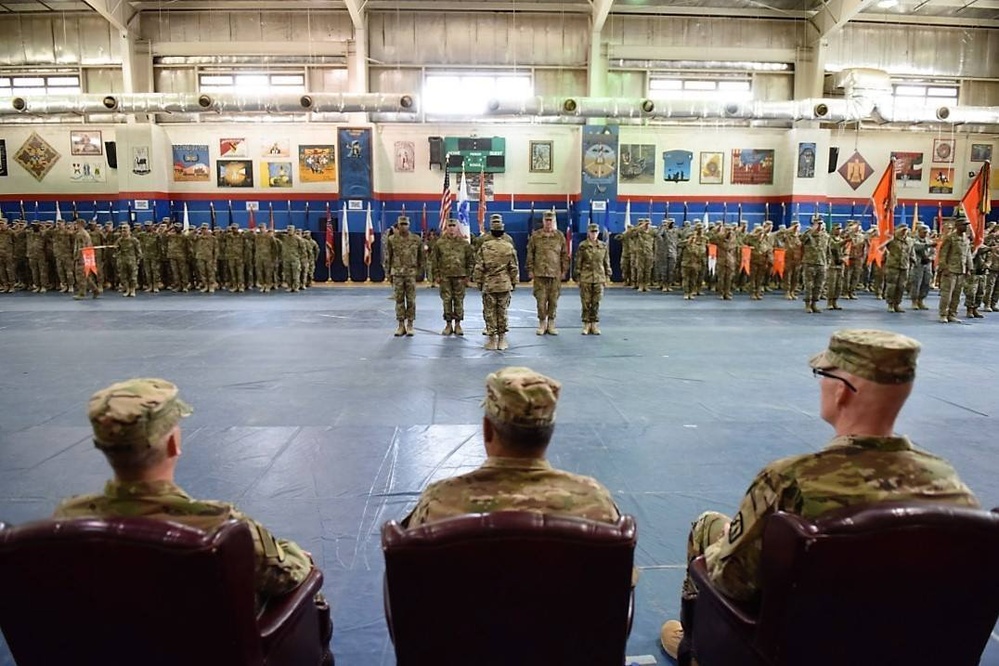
[0,73,81,96]
[891,83,958,104]
[649,76,752,102]
[198,71,307,94]
[423,72,532,115]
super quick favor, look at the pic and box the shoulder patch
[728,511,744,544]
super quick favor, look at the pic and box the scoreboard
[444,136,506,173]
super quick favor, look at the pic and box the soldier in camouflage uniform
[680,224,707,300]
[708,223,737,300]
[962,241,990,319]
[255,228,280,293]
[53,219,76,293]
[224,224,245,292]
[660,329,980,663]
[53,378,316,608]
[297,229,314,289]
[825,224,846,310]
[937,218,972,323]
[907,224,934,310]
[984,227,999,311]
[402,366,620,527]
[278,225,302,293]
[115,223,143,298]
[574,222,611,335]
[474,215,519,351]
[745,226,772,300]
[0,218,14,293]
[384,216,425,337]
[140,223,163,292]
[800,216,829,313]
[12,220,28,288]
[26,223,49,293]
[882,224,913,313]
[433,218,474,336]
[72,219,101,299]
[843,221,867,299]
[192,223,218,293]
[657,220,679,291]
[166,225,191,292]
[630,218,656,292]
[776,222,803,299]
[527,210,569,335]
[424,229,439,286]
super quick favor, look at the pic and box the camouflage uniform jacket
[54,480,313,603]
[882,236,913,271]
[193,233,217,261]
[705,434,979,603]
[384,232,425,277]
[115,235,142,261]
[800,228,829,266]
[573,238,611,283]
[473,237,519,293]
[937,232,971,274]
[433,235,474,278]
[403,457,620,527]
[527,229,568,278]
[681,234,707,268]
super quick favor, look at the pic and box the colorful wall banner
[662,150,693,183]
[337,128,373,199]
[298,145,336,184]
[581,125,618,202]
[172,145,210,182]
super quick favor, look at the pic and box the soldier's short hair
[810,329,920,385]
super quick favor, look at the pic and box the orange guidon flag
[842,241,852,267]
[772,247,786,278]
[706,243,718,275]
[867,239,884,267]
[740,246,752,275]
[81,246,98,276]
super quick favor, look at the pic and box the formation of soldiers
[0,216,320,296]
[614,214,999,320]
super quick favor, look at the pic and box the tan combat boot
[405,319,414,336]
[581,322,590,335]
[454,321,464,336]
[546,318,559,335]
[536,318,547,335]
[484,335,498,350]
[590,322,601,335]
[895,303,906,312]
[394,320,406,337]
[441,321,453,336]
[497,334,509,350]
[973,307,985,319]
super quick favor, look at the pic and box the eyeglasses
[812,368,858,393]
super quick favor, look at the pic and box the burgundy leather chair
[687,502,999,666]
[0,517,333,666]
[382,511,637,666]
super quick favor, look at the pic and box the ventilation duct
[485,97,576,116]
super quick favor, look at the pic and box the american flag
[325,202,334,269]
[438,169,452,231]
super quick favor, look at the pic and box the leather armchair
[0,517,332,666]
[382,511,636,666]
[688,502,999,666]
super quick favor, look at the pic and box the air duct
[560,97,654,118]
[102,96,119,111]
[485,97,572,116]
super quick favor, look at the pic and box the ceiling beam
[591,0,614,33]
[342,0,364,30]
[809,0,879,38]
[81,0,130,32]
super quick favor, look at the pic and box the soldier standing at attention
[54,378,317,608]
[433,218,474,336]
[424,229,439,287]
[224,224,245,292]
[825,224,846,310]
[937,218,971,323]
[254,227,279,293]
[800,215,829,313]
[26,222,49,293]
[708,222,737,301]
[527,210,569,335]
[384,215,425,337]
[984,226,999,312]
[909,224,934,311]
[474,215,519,351]
[72,218,101,299]
[843,221,867,299]
[659,329,980,663]
[278,225,302,293]
[402,366,620,527]
[631,218,656,292]
[115,223,143,298]
[192,223,218,293]
[0,218,15,293]
[657,220,679,292]
[962,241,990,319]
[574,222,611,335]
[53,219,75,293]
[881,224,913,313]
[166,225,190,292]
[680,223,707,300]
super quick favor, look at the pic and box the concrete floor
[1,284,997,665]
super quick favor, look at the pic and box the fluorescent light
[877,0,899,8]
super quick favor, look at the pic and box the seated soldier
[53,378,316,610]
[403,366,620,527]
[660,329,980,663]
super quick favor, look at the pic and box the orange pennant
[866,241,884,268]
[772,247,786,278]
[843,241,852,267]
[81,246,98,276]
[707,244,717,259]
[740,246,752,275]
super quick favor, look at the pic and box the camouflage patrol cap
[483,366,561,427]
[490,214,504,231]
[543,210,556,221]
[587,223,599,232]
[447,217,458,227]
[809,329,920,385]
[397,216,410,226]
[88,378,193,452]
[287,224,296,232]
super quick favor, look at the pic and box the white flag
[624,200,632,229]
[183,202,190,232]
[341,202,350,267]
[55,202,63,221]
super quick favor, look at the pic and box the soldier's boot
[911,299,919,310]
[497,334,509,351]
[581,322,590,335]
[948,314,960,323]
[405,319,415,336]
[590,323,601,335]
[825,300,834,310]
[939,315,949,323]
[546,318,559,335]
[39,287,47,294]
[966,307,975,319]
[973,307,985,319]
[454,321,464,336]
[805,301,813,313]
[441,321,454,336]
[536,318,547,336]
[394,320,406,337]
[484,335,499,351]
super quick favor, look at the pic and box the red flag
[740,246,752,275]
[478,171,487,235]
[421,203,427,238]
[325,202,334,269]
[363,203,374,267]
[870,157,896,244]
[248,207,256,230]
[438,170,452,231]
[867,239,885,267]
[961,161,992,249]
[772,247,786,278]
[81,246,98,276]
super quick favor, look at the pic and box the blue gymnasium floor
[0,284,997,665]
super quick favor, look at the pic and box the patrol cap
[482,366,561,427]
[809,329,920,385]
[587,223,600,232]
[88,378,193,452]
[160,216,173,223]
[200,222,209,229]
[542,210,556,221]
[287,224,296,232]
[952,217,969,228]
[490,213,504,231]
[397,216,410,226]
[119,223,130,231]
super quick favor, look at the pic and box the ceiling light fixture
[877,0,899,8]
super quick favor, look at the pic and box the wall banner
[581,125,618,202]
[337,128,373,199]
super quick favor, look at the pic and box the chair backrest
[757,502,999,665]
[0,517,264,666]
[382,511,637,666]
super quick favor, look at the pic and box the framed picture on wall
[699,152,723,184]
[529,140,553,173]
[932,138,955,163]
[970,143,993,162]
[70,130,103,156]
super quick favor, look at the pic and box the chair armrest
[689,557,758,631]
[258,568,324,640]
